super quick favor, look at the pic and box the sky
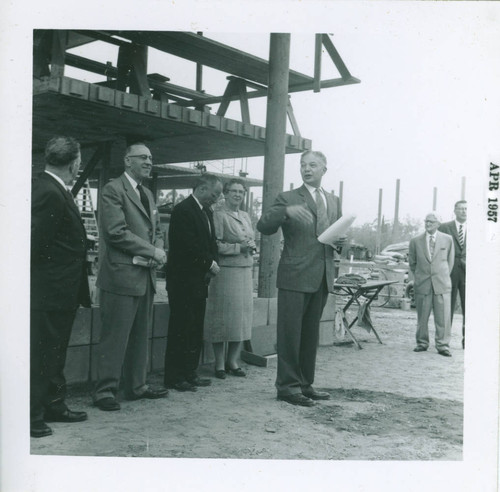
[64,6,500,226]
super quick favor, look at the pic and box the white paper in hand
[317,213,356,245]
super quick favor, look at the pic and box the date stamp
[488,163,499,223]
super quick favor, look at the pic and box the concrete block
[319,320,334,346]
[205,114,221,130]
[153,303,169,337]
[321,294,337,321]
[151,337,167,372]
[89,84,115,105]
[221,118,238,134]
[268,297,278,325]
[140,97,161,116]
[287,134,300,149]
[250,324,277,356]
[164,104,182,120]
[64,346,90,384]
[115,91,139,111]
[240,122,255,137]
[256,126,266,140]
[61,77,89,99]
[183,107,202,125]
[252,297,269,327]
[69,308,91,346]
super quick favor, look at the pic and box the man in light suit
[164,174,222,392]
[31,136,90,437]
[93,143,168,411]
[438,200,466,349]
[257,151,343,406]
[409,212,455,357]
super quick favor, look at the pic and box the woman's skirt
[204,265,253,343]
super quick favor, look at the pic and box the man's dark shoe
[413,346,427,352]
[165,381,198,392]
[302,389,331,401]
[94,397,121,411]
[186,377,211,387]
[31,421,53,438]
[128,387,169,400]
[45,408,88,423]
[438,349,452,357]
[278,393,315,407]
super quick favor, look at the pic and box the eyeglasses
[227,189,245,194]
[127,154,153,163]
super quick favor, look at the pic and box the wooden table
[333,280,399,349]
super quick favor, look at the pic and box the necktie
[458,225,464,247]
[202,206,212,234]
[315,188,329,235]
[137,184,150,217]
[429,235,435,259]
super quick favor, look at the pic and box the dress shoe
[94,397,121,411]
[438,349,452,357]
[45,408,88,423]
[186,376,211,387]
[165,381,198,392]
[413,346,427,352]
[225,366,246,377]
[302,389,331,400]
[215,369,227,379]
[277,393,315,407]
[31,421,53,438]
[128,387,169,400]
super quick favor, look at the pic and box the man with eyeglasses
[409,212,455,357]
[93,142,168,411]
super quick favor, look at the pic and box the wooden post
[339,180,344,208]
[392,178,400,242]
[258,33,291,298]
[376,188,383,254]
[50,30,67,78]
[432,187,437,211]
[461,176,466,200]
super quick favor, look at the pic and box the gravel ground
[31,307,464,460]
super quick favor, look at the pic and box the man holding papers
[93,143,168,411]
[257,151,344,406]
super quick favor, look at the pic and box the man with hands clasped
[93,143,168,411]
[257,151,344,407]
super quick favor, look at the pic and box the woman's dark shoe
[215,369,227,379]
[225,364,246,377]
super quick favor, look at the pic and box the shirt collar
[191,194,204,210]
[455,220,466,231]
[426,231,436,240]
[124,171,140,189]
[44,170,69,191]
[303,183,323,196]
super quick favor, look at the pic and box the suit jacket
[213,204,254,268]
[166,195,219,299]
[438,221,466,273]
[31,172,90,311]
[408,231,454,295]
[96,174,163,296]
[257,185,342,293]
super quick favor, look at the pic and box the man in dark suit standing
[438,200,467,348]
[93,143,168,411]
[31,136,90,437]
[164,174,223,392]
[409,212,455,356]
[257,151,343,407]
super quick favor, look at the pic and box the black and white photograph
[1,1,499,491]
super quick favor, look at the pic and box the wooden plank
[106,31,313,87]
[321,33,352,79]
[314,34,322,93]
[240,350,268,368]
[50,30,67,78]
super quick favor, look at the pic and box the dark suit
[164,195,218,384]
[257,185,341,396]
[409,231,454,350]
[94,173,163,401]
[31,172,90,425]
[438,221,466,334]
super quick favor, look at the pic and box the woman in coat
[204,178,256,379]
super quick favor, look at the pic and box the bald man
[409,212,455,356]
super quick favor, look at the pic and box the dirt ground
[30,307,464,460]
